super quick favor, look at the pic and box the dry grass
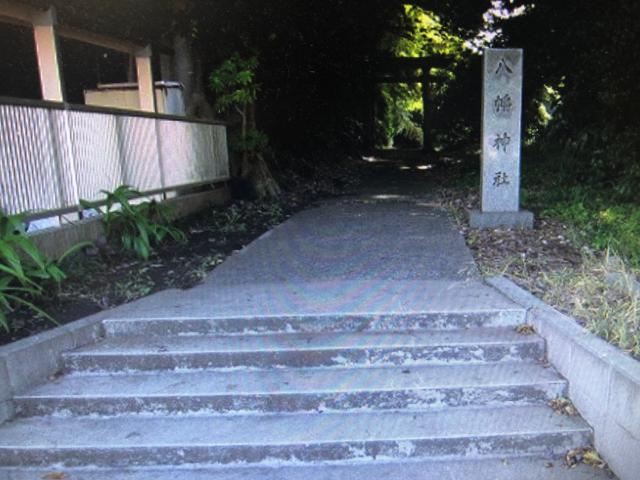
[440,187,640,359]
[542,251,640,358]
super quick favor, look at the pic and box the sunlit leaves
[210,53,260,114]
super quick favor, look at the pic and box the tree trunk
[246,153,281,197]
[172,34,213,119]
[241,102,281,198]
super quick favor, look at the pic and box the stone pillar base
[469,210,534,230]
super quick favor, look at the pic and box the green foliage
[229,129,270,154]
[380,6,466,59]
[210,54,271,156]
[209,54,259,114]
[214,204,247,234]
[375,6,469,149]
[523,154,640,267]
[543,195,640,267]
[375,83,423,149]
[499,1,640,184]
[82,186,186,261]
[0,209,89,331]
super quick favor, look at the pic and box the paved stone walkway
[0,157,614,479]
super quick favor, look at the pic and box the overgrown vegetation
[543,252,640,357]
[210,54,280,198]
[523,157,640,268]
[81,186,186,261]
[0,210,88,331]
[442,164,640,359]
[375,5,470,150]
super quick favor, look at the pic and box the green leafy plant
[213,204,247,234]
[82,186,186,260]
[0,209,89,331]
[210,54,280,198]
[210,54,269,155]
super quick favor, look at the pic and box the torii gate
[368,55,452,152]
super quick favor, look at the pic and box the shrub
[82,186,186,260]
[0,209,89,331]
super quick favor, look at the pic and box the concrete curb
[0,287,187,425]
[487,276,640,480]
[0,311,106,424]
[0,187,231,423]
[30,186,230,259]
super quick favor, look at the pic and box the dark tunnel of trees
[2,0,640,258]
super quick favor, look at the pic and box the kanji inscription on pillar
[481,48,523,213]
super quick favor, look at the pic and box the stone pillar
[135,45,156,112]
[32,7,64,102]
[470,48,533,229]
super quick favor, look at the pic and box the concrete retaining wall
[30,185,230,259]
[488,276,640,480]
[0,312,106,424]
[0,288,185,425]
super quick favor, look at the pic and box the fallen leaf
[42,473,68,480]
[550,397,579,416]
[515,324,536,335]
[565,447,607,469]
[583,450,607,469]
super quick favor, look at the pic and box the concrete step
[14,362,566,417]
[63,328,545,372]
[103,308,527,338]
[0,457,615,480]
[0,406,592,468]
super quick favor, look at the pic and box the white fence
[0,98,229,218]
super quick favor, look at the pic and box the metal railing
[0,97,229,219]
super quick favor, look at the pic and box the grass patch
[438,158,640,359]
[542,252,640,357]
[524,183,640,267]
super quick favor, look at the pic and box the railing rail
[0,97,229,220]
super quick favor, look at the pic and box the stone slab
[63,328,544,372]
[15,362,566,417]
[0,457,616,480]
[0,406,592,467]
[0,402,13,427]
[99,282,525,326]
[487,276,640,480]
[0,192,515,427]
[469,210,534,229]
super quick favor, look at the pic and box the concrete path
[0,157,613,479]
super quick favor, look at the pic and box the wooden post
[135,45,156,112]
[32,7,64,102]
[421,68,433,152]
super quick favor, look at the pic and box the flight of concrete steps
[0,306,612,479]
